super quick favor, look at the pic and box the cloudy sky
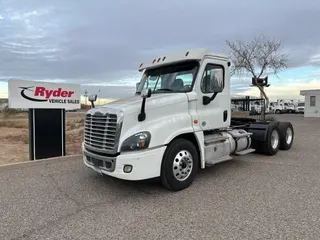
[1,0,320,101]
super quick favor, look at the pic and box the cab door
[195,57,230,131]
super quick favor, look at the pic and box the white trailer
[82,48,295,191]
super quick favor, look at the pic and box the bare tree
[226,35,289,117]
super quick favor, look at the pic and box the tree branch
[226,34,289,109]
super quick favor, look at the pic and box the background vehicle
[274,103,284,114]
[250,101,261,115]
[277,99,295,113]
[268,102,277,113]
[295,101,305,114]
[82,48,295,191]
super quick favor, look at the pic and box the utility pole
[84,89,88,106]
[260,86,264,99]
[250,77,270,120]
[98,89,101,106]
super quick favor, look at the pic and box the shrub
[0,106,25,119]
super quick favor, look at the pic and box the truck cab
[82,48,295,191]
[284,102,295,113]
[295,101,305,114]
[276,99,295,113]
[269,102,277,113]
[249,100,269,115]
[275,102,284,114]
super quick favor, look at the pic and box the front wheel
[160,138,199,191]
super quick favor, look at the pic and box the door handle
[223,110,228,122]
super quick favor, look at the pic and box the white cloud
[32,79,67,83]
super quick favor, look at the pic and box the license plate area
[85,153,115,171]
[92,158,103,168]
[87,156,104,168]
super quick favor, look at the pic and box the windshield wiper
[156,88,173,92]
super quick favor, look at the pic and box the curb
[0,154,82,168]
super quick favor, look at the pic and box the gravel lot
[1,114,320,240]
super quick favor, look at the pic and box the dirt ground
[0,111,86,165]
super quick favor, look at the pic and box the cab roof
[138,48,229,72]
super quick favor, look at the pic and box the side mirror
[142,88,152,98]
[88,94,97,102]
[136,82,140,92]
[138,88,151,122]
[88,94,97,108]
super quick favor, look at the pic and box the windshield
[136,60,200,94]
[298,102,305,106]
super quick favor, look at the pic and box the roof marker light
[139,63,143,68]
[152,59,156,63]
[185,51,189,56]
[162,56,166,61]
[157,57,161,62]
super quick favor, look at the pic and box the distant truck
[82,48,295,191]
[295,101,305,114]
[249,100,262,115]
[274,102,285,114]
[268,102,277,113]
[276,99,295,113]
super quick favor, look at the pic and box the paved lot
[1,114,320,240]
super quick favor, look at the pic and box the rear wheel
[278,122,294,150]
[160,138,199,191]
[260,122,281,156]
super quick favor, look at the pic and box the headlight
[120,131,151,152]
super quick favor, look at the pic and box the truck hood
[88,93,188,115]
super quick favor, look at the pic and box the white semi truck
[295,101,305,114]
[277,99,296,113]
[82,48,295,191]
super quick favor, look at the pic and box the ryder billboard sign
[8,79,81,110]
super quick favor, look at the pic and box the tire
[278,122,294,150]
[160,138,199,191]
[275,109,280,114]
[260,121,281,156]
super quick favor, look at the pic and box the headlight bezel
[120,131,151,152]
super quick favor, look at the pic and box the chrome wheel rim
[286,127,293,144]
[271,130,279,149]
[172,150,193,181]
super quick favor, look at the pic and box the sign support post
[28,108,66,160]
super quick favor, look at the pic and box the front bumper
[82,143,167,181]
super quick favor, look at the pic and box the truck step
[234,148,255,156]
[204,135,228,145]
[205,156,233,166]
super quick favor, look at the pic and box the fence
[231,96,268,121]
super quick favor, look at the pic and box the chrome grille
[84,113,118,152]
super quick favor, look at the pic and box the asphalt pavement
[1,114,320,240]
